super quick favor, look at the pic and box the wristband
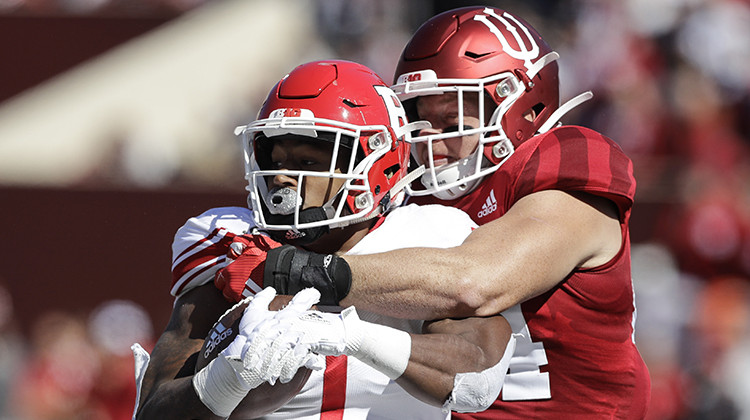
[341,307,412,380]
[265,245,352,305]
[192,356,248,418]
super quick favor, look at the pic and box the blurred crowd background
[0,0,749,418]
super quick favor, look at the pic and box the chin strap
[526,51,560,80]
[393,164,426,193]
[537,91,594,134]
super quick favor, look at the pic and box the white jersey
[170,204,477,419]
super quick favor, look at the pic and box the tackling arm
[398,314,514,410]
[340,190,623,319]
[282,304,514,412]
[253,293,514,413]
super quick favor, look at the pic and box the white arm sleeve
[442,333,519,413]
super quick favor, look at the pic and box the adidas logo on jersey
[477,190,498,218]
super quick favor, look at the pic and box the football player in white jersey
[133,60,514,419]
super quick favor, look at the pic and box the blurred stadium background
[0,0,748,418]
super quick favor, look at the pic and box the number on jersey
[502,304,551,400]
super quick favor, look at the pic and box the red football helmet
[236,60,415,242]
[392,6,589,199]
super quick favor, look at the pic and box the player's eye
[268,160,284,170]
[300,159,319,167]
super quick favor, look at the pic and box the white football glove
[231,287,325,386]
[221,287,278,363]
[292,307,364,356]
[284,306,412,380]
[193,287,276,417]
[193,287,324,417]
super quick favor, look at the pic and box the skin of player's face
[414,92,482,167]
[268,137,346,210]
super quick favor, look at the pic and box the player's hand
[192,287,279,417]
[274,306,412,380]
[219,287,278,365]
[273,306,365,357]
[215,234,282,302]
[237,288,326,385]
[225,288,325,387]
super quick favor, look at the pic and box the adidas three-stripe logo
[477,189,497,218]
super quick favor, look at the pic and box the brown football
[195,296,311,419]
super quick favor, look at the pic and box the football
[195,296,312,419]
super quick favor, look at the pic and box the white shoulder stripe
[171,231,229,271]
[171,255,227,297]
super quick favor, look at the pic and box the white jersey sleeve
[348,204,476,255]
[170,207,256,298]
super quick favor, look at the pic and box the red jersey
[413,126,650,419]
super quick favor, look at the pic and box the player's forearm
[340,247,495,319]
[340,195,591,319]
[316,310,509,407]
[397,334,484,406]
[137,330,217,419]
[264,240,520,319]
[137,377,222,420]
[397,315,512,408]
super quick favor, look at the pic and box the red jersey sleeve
[509,126,636,222]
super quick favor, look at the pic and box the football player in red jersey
[133,60,514,419]
[261,7,651,419]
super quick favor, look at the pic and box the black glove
[264,245,352,305]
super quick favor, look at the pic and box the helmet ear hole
[383,163,400,180]
[530,103,546,122]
